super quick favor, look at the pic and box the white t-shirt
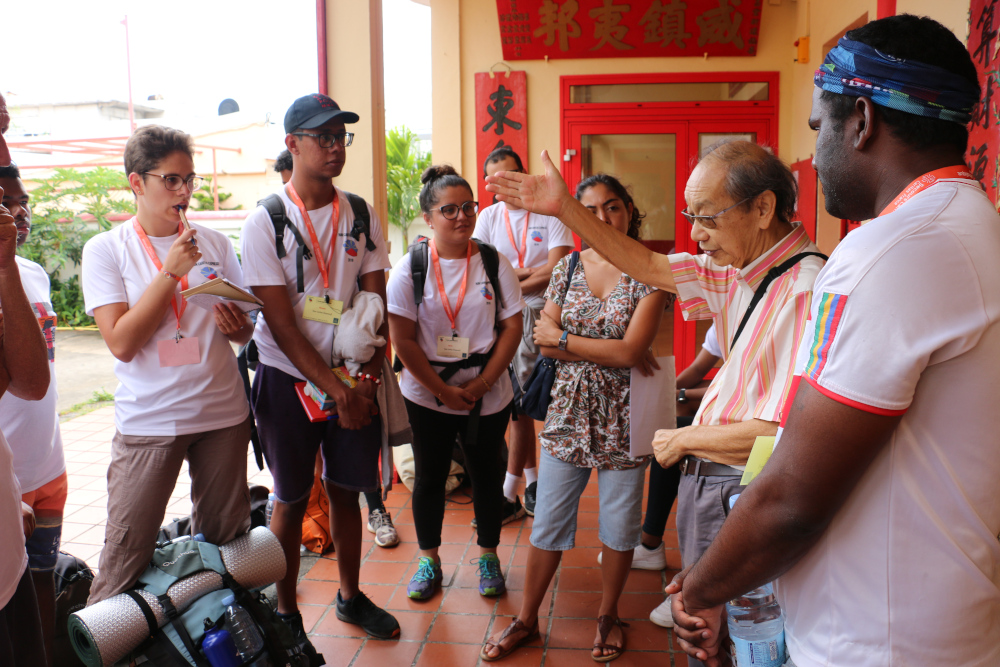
[0,428,26,609]
[82,220,250,436]
[240,187,392,379]
[0,257,64,492]
[473,203,574,296]
[774,178,1000,667]
[387,248,524,415]
[701,323,722,359]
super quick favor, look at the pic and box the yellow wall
[430,0,972,255]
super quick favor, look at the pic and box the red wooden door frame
[559,71,780,372]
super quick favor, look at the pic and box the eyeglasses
[143,173,205,192]
[681,196,754,230]
[291,131,354,148]
[436,201,478,220]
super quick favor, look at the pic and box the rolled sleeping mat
[68,527,286,667]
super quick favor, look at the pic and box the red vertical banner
[475,70,528,208]
[790,157,817,242]
[967,0,999,208]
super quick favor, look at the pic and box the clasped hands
[665,569,730,666]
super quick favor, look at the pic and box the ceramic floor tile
[426,612,492,644]
[350,637,421,667]
[413,641,482,666]
[306,636,363,667]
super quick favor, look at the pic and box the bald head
[700,140,797,227]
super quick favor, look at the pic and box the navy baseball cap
[284,94,360,134]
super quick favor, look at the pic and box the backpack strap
[124,590,159,638]
[345,192,377,251]
[473,240,505,317]
[411,237,429,306]
[257,194,312,294]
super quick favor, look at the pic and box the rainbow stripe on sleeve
[805,292,847,380]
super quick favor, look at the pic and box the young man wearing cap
[241,94,399,645]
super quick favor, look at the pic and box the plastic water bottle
[726,583,786,667]
[201,618,242,667]
[265,493,276,528]
[223,594,264,660]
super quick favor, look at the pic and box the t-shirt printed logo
[33,302,56,362]
[530,231,543,243]
[481,285,494,301]
[805,292,848,381]
[343,238,358,257]
[200,267,218,280]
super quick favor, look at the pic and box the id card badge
[302,296,344,325]
[437,335,470,359]
[157,336,201,367]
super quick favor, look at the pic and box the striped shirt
[668,225,824,448]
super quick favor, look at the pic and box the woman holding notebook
[81,125,255,603]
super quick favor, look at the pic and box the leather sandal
[593,615,629,663]
[480,617,540,662]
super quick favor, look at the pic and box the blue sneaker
[407,556,443,600]
[476,553,506,597]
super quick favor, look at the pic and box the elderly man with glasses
[486,141,825,656]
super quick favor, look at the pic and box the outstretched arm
[486,150,678,293]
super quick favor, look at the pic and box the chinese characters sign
[967,0,1000,208]
[475,71,528,207]
[497,0,763,60]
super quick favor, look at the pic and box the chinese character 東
[590,0,634,51]
[482,84,523,135]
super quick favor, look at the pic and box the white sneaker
[649,595,674,628]
[366,509,399,548]
[596,542,667,570]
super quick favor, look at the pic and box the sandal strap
[595,615,629,649]
[488,617,536,649]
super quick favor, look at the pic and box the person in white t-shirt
[240,94,399,645]
[0,164,66,665]
[665,16,1000,667]
[82,126,254,605]
[0,119,55,666]
[475,147,573,520]
[388,165,524,603]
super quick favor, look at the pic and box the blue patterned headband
[814,37,979,125]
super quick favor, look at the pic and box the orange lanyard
[503,208,530,268]
[133,218,188,331]
[880,166,975,216]
[286,182,340,291]
[429,239,472,333]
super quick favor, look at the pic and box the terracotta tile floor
[59,406,687,665]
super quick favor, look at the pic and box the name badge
[303,296,343,325]
[158,336,201,367]
[437,336,470,359]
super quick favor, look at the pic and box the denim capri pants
[530,449,650,552]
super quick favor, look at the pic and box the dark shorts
[251,363,381,502]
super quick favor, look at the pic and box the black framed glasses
[143,173,205,192]
[436,201,478,220]
[681,196,754,230]
[291,131,354,148]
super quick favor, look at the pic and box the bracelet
[354,372,382,386]
[478,375,492,391]
[162,270,181,282]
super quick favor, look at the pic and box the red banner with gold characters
[496,0,763,60]
[475,70,528,208]
[967,0,1000,208]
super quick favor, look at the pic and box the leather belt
[679,456,743,478]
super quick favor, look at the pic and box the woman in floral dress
[482,174,671,663]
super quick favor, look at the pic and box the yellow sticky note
[302,296,344,325]
[741,436,777,486]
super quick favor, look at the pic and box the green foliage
[386,126,431,248]
[189,176,242,211]
[18,167,135,327]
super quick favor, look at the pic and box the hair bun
[421,164,459,185]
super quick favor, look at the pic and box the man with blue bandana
[666,15,1000,667]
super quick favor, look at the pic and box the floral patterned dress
[539,253,665,470]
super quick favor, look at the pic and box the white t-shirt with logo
[240,187,391,379]
[473,203,574,297]
[387,248,524,415]
[82,220,250,436]
[774,178,1000,667]
[0,428,26,609]
[701,323,722,359]
[0,256,64,492]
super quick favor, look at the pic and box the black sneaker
[471,496,527,528]
[277,611,324,664]
[524,482,537,517]
[335,590,401,639]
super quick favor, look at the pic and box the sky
[1,0,432,134]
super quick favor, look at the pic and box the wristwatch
[558,330,569,351]
[677,388,688,404]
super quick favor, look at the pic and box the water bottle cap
[203,618,214,631]
[222,594,235,605]
[194,533,205,541]
[268,493,276,500]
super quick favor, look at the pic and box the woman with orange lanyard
[387,165,524,601]
[81,126,255,603]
